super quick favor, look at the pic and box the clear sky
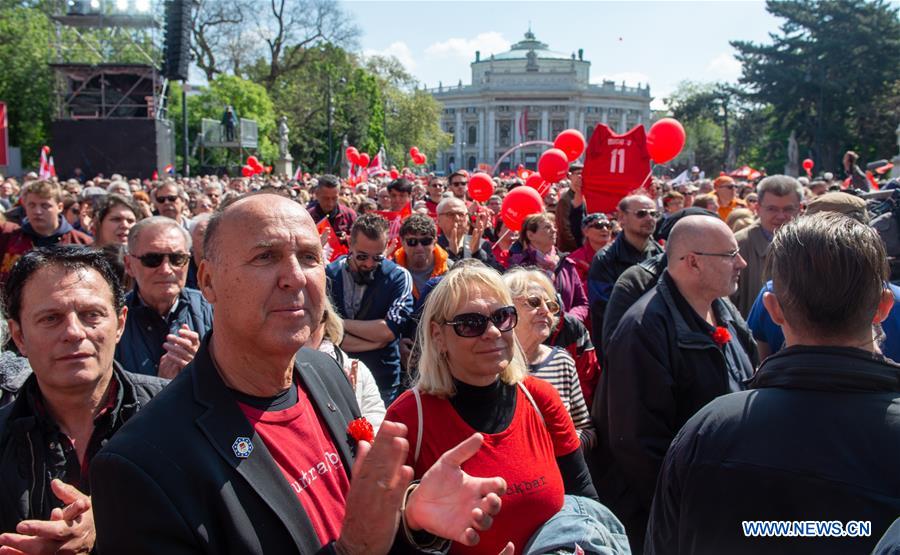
[345,0,782,109]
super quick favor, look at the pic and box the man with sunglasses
[393,214,450,302]
[713,175,745,222]
[587,193,663,343]
[326,213,413,403]
[116,216,213,378]
[152,182,192,231]
[595,215,757,553]
[447,170,470,203]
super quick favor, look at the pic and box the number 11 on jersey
[609,148,626,174]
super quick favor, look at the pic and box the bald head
[203,192,314,264]
[666,215,735,263]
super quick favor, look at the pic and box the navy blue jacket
[115,286,214,376]
[325,257,413,402]
[646,346,900,555]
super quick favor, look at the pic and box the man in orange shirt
[713,176,745,221]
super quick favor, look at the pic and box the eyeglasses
[450,181,468,187]
[444,306,518,338]
[156,195,180,204]
[518,295,560,315]
[404,237,434,247]
[589,222,612,230]
[626,209,659,219]
[679,248,741,261]
[439,211,467,218]
[132,252,191,268]
[351,251,384,263]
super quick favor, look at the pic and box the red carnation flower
[347,417,374,443]
[711,326,732,348]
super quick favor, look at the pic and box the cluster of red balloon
[409,146,427,166]
[646,118,686,164]
[346,147,370,168]
[241,156,268,177]
[802,158,814,177]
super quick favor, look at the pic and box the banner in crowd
[582,124,651,214]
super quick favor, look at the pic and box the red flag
[0,102,8,167]
[317,218,348,262]
[867,171,880,191]
[39,146,52,179]
[374,202,411,222]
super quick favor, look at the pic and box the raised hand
[158,325,200,379]
[405,433,506,546]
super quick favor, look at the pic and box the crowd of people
[0,158,898,555]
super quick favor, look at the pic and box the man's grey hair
[127,215,192,254]
[437,196,466,214]
[757,175,804,205]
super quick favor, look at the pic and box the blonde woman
[503,268,596,451]
[385,262,598,554]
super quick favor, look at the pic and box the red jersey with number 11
[582,124,651,215]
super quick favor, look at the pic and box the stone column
[455,109,463,166]
[578,110,586,135]
[567,109,576,129]
[541,109,550,141]
[488,109,496,164]
[619,110,628,133]
[513,108,522,164]
[478,109,486,163]
[601,107,609,125]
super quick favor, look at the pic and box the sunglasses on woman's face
[519,295,560,315]
[589,222,612,231]
[444,305,518,338]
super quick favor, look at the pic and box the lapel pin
[232,436,253,459]
[327,402,337,412]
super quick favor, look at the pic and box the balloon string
[638,167,654,190]
[495,228,512,244]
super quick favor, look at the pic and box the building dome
[487,29,573,61]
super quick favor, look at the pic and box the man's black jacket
[91,336,362,555]
[592,271,757,552]
[0,365,166,533]
[646,346,900,555]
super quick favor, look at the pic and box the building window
[468,125,477,145]
[551,119,566,137]
[467,156,477,170]
[526,119,538,141]
[499,121,511,146]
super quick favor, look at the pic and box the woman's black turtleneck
[448,377,598,501]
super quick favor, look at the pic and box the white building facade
[428,30,653,173]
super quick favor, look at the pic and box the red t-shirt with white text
[583,123,652,214]
[384,376,580,555]
[239,386,350,546]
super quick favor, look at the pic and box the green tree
[0,3,52,165]
[385,88,452,169]
[732,0,900,171]
[169,75,277,171]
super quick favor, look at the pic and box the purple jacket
[555,257,590,325]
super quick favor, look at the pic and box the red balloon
[468,172,494,202]
[646,118,686,164]
[524,173,549,195]
[554,129,586,162]
[409,146,420,158]
[802,158,814,171]
[241,165,254,177]
[247,155,262,169]
[413,153,426,165]
[358,153,370,167]
[389,169,399,179]
[420,154,427,165]
[538,148,569,183]
[346,147,360,165]
[501,187,544,231]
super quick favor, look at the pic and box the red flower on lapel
[347,417,374,443]
[711,326,732,348]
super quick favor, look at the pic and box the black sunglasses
[156,195,180,204]
[404,237,434,247]
[132,252,191,268]
[628,209,659,219]
[351,252,384,263]
[444,306,518,338]
[589,222,612,230]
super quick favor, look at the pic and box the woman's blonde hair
[502,267,560,329]
[320,296,345,345]
[414,261,528,397]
